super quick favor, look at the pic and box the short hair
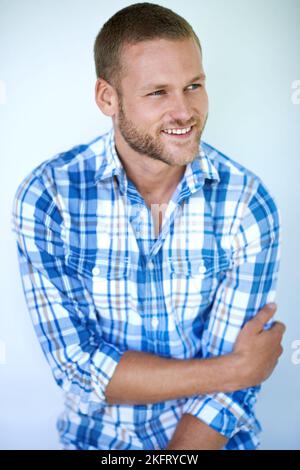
[93,2,202,91]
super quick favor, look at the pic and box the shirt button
[151,318,159,328]
[148,261,154,270]
[92,266,100,276]
[198,264,206,274]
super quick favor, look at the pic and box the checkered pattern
[12,126,281,450]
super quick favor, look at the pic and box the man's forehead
[120,37,203,83]
[121,37,200,60]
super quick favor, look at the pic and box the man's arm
[167,414,228,450]
[164,178,283,450]
[12,174,126,413]
[105,304,284,404]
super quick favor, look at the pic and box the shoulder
[202,141,280,222]
[201,142,281,252]
[13,131,108,208]
[12,131,109,230]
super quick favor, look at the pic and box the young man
[12,3,285,450]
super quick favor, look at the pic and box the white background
[0,0,299,449]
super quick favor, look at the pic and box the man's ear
[95,78,118,117]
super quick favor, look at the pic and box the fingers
[247,303,277,333]
[262,321,286,359]
[270,321,286,336]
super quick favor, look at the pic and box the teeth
[163,126,192,135]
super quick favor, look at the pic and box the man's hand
[233,303,286,389]
[166,303,286,450]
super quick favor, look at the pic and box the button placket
[145,259,159,343]
[148,260,155,270]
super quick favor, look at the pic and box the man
[12,3,285,450]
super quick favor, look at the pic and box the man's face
[113,37,208,167]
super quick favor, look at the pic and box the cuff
[91,341,124,403]
[182,388,262,440]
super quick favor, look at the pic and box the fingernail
[267,302,276,309]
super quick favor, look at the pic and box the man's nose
[168,93,193,124]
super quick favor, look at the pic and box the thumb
[248,303,277,333]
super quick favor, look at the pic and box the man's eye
[148,84,202,96]
[187,84,202,90]
[149,90,165,96]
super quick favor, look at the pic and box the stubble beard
[116,95,207,167]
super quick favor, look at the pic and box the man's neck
[113,129,187,238]
[114,140,186,203]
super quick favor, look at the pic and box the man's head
[94,3,208,168]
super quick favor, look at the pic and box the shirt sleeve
[182,178,282,442]
[12,171,124,414]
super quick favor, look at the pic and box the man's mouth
[160,125,194,139]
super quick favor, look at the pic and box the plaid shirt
[12,126,281,450]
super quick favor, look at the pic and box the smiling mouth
[160,125,195,139]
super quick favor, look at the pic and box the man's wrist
[195,353,245,394]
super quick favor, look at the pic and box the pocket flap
[66,254,130,279]
[168,254,230,277]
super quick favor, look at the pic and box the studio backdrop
[0,0,299,449]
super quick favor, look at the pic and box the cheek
[135,106,164,133]
[199,91,209,112]
[130,101,160,124]
[189,89,208,111]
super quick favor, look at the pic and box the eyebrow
[140,74,206,92]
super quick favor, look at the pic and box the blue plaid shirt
[12,126,281,450]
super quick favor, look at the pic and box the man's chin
[159,153,196,167]
[161,144,199,164]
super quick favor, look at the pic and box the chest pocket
[65,252,142,349]
[65,253,131,317]
[168,255,230,323]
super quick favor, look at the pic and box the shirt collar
[94,126,220,194]
[94,126,127,193]
[184,143,220,194]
